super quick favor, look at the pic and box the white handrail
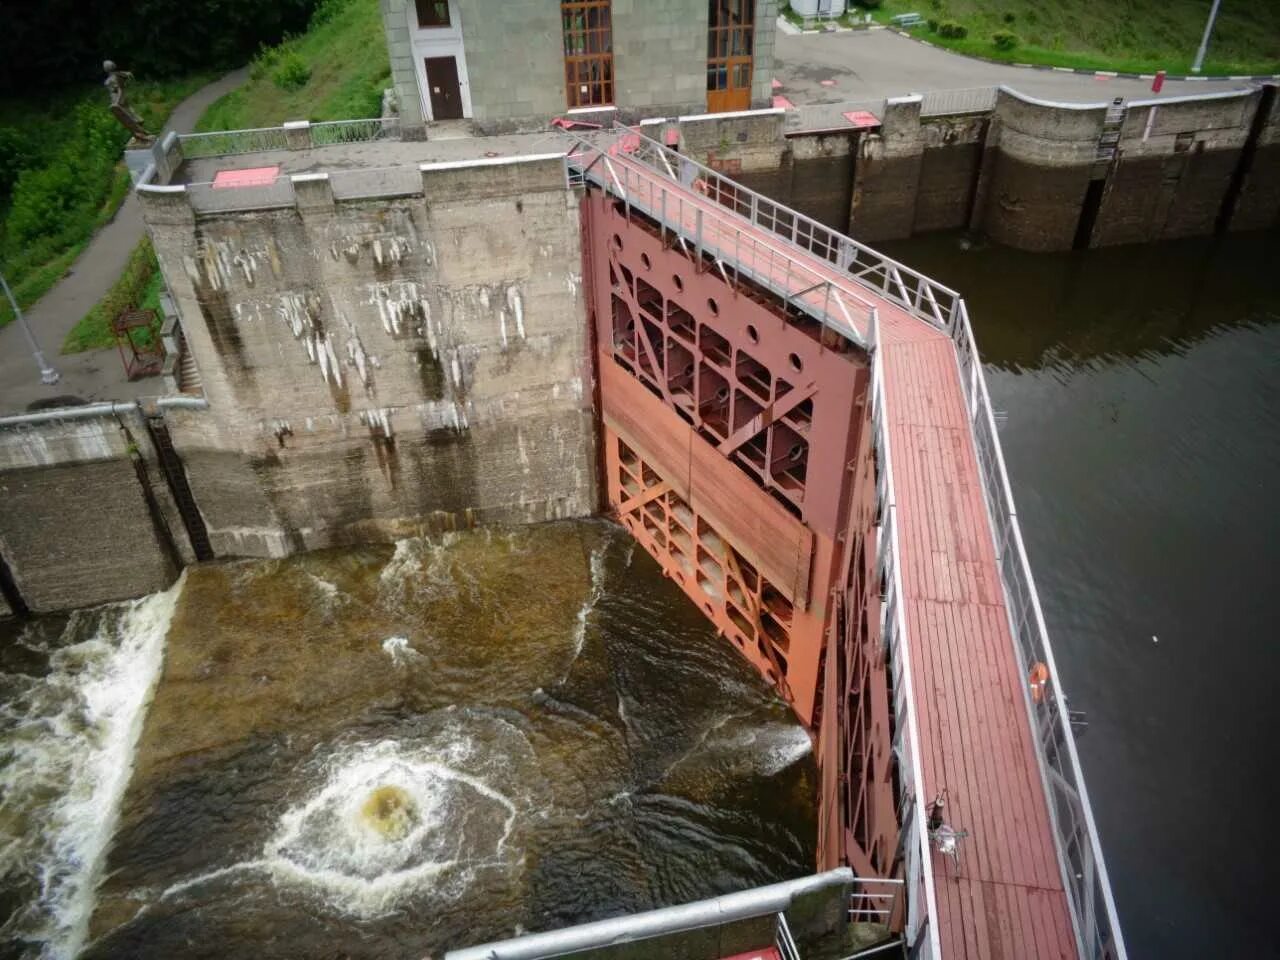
[949,300,1127,960]
[869,316,942,960]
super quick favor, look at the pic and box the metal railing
[575,126,966,336]
[950,301,1128,960]
[919,86,998,117]
[311,117,400,146]
[179,116,398,159]
[566,128,878,347]
[848,877,905,926]
[571,120,1126,960]
[179,125,291,158]
[868,315,941,960]
[775,913,802,960]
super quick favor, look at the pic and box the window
[562,0,613,108]
[415,0,450,28]
[707,0,755,112]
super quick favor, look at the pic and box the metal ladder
[1094,98,1126,174]
[147,418,213,561]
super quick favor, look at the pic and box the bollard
[1152,70,1166,93]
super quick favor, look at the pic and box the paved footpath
[0,68,248,416]
[774,27,1259,106]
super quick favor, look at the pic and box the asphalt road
[773,27,1259,106]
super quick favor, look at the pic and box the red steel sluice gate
[580,187,901,883]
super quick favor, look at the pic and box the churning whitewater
[2,522,816,959]
[0,576,185,960]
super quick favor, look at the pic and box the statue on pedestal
[103,60,154,144]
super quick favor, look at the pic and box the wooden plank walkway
[600,149,1078,960]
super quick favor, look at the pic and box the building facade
[382,0,777,134]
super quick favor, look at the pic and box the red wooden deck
[598,147,1078,960]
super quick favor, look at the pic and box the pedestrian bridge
[559,126,1125,960]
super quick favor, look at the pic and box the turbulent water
[0,580,184,959]
[0,522,815,959]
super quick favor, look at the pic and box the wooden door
[707,0,754,113]
[424,56,463,120]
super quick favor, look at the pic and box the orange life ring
[1028,662,1050,704]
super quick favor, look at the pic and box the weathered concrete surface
[679,108,788,173]
[1228,84,1280,233]
[1092,90,1259,247]
[143,153,596,558]
[0,410,188,613]
[914,115,986,233]
[975,89,1105,251]
[849,95,924,242]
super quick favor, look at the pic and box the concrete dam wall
[0,152,597,614]
[724,84,1280,251]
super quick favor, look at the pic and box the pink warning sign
[212,166,281,189]
[772,95,795,109]
[842,110,880,128]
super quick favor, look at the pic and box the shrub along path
[0,68,248,416]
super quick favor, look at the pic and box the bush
[992,30,1019,51]
[272,50,312,91]
[1003,12,1016,24]
[0,127,34,195]
[938,21,968,39]
[5,103,123,250]
[63,238,159,354]
[927,18,939,33]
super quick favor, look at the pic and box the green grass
[195,0,390,131]
[62,238,161,354]
[0,74,211,330]
[859,0,1280,76]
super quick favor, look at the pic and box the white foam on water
[380,635,423,666]
[563,539,609,681]
[160,738,518,920]
[0,574,185,959]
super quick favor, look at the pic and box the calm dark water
[879,229,1280,960]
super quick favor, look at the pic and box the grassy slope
[196,0,389,131]
[860,0,1280,75]
[61,0,390,353]
[0,75,210,330]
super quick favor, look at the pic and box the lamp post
[1191,0,1223,74]
[0,270,60,385]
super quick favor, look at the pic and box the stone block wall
[380,0,426,135]
[140,155,596,560]
[913,115,986,233]
[0,410,190,614]
[459,0,565,127]
[849,95,925,243]
[1092,90,1258,247]
[679,108,787,173]
[613,0,708,115]
[975,89,1104,251]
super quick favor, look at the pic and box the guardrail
[919,86,998,117]
[311,117,399,146]
[950,301,1127,960]
[583,125,965,336]
[848,876,905,926]
[178,125,291,159]
[868,315,941,960]
[178,116,399,159]
[566,129,878,347]
[775,912,802,960]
